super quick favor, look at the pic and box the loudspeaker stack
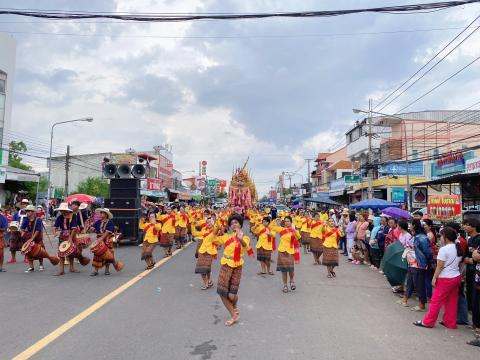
[106,178,141,241]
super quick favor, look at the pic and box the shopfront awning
[304,197,341,206]
[413,173,478,186]
[1,166,40,183]
[140,189,167,198]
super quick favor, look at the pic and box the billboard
[427,195,462,221]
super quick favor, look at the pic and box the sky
[1,0,480,195]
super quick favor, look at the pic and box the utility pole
[367,98,373,199]
[403,120,411,211]
[65,145,70,196]
[305,158,314,196]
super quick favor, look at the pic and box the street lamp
[352,108,411,211]
[46,117,93,216]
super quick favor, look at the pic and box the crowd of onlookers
[289,206,480,347]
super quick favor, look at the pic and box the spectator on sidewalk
[413,226,462,329]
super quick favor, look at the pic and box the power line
[374,15,480,111]
[377,16,480,111]
[395,54,480,113]
[0,25,477,39]
[0,1,477,22]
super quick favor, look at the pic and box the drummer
[0,210,9,272]
[89,208,115,276]
[20,205,45,273]
[53,203,79,276]
[79,202,92,228]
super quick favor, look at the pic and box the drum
[76,233,92,249]
[113,260,124,272]
[21,240,41,257]
[90,240,109,257]
[58,241,78,258]
[78,256,90,266]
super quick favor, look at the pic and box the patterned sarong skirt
[217,264,242,297]
[276,251,294,273]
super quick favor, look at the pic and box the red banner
[427,195,461,221]
[147,178,162,191]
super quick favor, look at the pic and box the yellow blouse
[198,228,219,255]
[217,233,252,267]
[159,213,176,234]
[271,225,300,255]
[192,219,207,238]
[294,216,303,229]
[255,225,274,251]
[309,221,323,239]
[300,217,310,232]
[176,212,189,228]
[142,223,162,244]
[322,226,344,249]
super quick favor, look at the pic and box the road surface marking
[12,243,191,360]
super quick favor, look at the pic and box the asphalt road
[1,225,478,360]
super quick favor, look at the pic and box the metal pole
[404,120,411,211]
[46,123,54,218]
[367,98,373,199]
[65,145,70,196]
[34,174,40,206]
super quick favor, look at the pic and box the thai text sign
[466,157,480,174]
[427,195,461,221]
[147,178,162,191]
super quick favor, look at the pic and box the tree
[8,141,32,170]
[217,191,227,198]
[75,177,109,198]
[260,195,268,202]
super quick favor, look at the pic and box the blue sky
[1,0,480,194]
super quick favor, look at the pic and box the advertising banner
[427,195,462,221]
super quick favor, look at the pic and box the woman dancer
[140,213,161,270]
[216,214,253,326]
[195,216,221,289]
[255,216,275,275]
[322,217,344,278]
[272,216,301,293]
[309,213,324,265]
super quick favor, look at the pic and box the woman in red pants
[413,226,463,329]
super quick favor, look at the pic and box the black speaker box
[104,198,140,218]
[112,217,139,239]
[109,178,140,198]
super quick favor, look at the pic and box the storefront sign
[412,187,427,208]
[391,188,406,203]
[378,161,424,177]
[140,189,167,198]
[466,157,480,174]
[433,153,465,177]
[147,178,162,191]
[344,175,360,184]
[427,195,462,221]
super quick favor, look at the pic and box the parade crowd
[0,198,479,344]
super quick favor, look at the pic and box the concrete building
[311,147,357,204]
[0,33,40,205]
[47,145,180,197]
[0,32,15,166]
[345,110,480,205]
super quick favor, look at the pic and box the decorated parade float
[228,158,258,210]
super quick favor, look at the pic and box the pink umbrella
[64,194,96,204]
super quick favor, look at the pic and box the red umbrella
[64,194,96,204]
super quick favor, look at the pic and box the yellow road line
[12,242,191,360]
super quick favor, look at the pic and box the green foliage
[75,177,109,198]
[8,141,32,171]
[259,195,268,202]
[217,191,227,198]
